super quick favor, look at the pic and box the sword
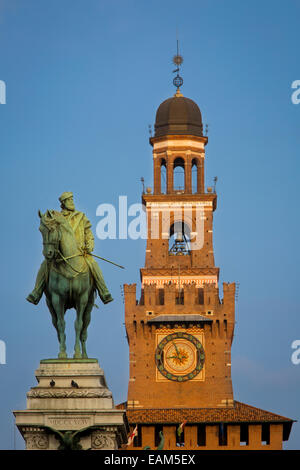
[90,253,125,269]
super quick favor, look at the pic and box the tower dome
[154,92,203,138]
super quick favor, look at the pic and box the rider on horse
[26,192,113,306]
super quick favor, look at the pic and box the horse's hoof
[73,352,82,359]
[26,293,40,305]
[58,352,67,359]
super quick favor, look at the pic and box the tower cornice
[142,192,217,211]
[150,134,208,148]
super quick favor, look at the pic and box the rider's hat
[59,191,73,203]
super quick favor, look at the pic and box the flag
[177,420,187,437]
[126,425,138,446]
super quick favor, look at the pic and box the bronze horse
[39,210,95,358]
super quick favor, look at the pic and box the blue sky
[0,0,299,449]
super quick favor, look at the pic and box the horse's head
[38,209,63,261]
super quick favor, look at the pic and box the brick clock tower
[119,70,294,449]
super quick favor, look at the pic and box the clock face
[155,332,205,382]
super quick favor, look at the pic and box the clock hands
[171,341,184,363]
[172,341,180,356]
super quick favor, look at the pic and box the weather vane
[172,39,183,91]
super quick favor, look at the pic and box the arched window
[169,221,191,255]
[160,159,167,194]
[173,157,185,191]
[192,158,198,193]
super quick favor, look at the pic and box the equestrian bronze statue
[27,192,115,359]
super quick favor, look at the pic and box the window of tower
[133,425,142,447]
[218,423,228,446]
[175,288,184,305]
[160,159,167,194]
[240,424,249,446]
[169,221,191,255]
[197,288,204,305]
[173,157,185,192]
[176,425,185,447]
[157,288,165,305]
[197,424,206,446]
[261,423,270,445]
[192,158,198,193]
[154,424,164,447]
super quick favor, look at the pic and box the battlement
[124,282,235,306]
[124,281,235,324]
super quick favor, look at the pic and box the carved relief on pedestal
[91,430,116,450]
[22,428,49,450]
[27,389,112,399]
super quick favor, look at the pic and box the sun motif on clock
[155,332,205,382]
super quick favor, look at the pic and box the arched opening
[173,157,185,192]
[169,221,191,255]
[192,158,198,193]
[160,158,167,194]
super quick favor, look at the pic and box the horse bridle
[41,222,62,256]
[41,220,86,275]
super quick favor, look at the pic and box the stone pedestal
[14,359,128,450]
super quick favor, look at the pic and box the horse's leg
[45,295,59,343]
[74,291,89,359]
[80,290,95,358]
[51,292,67,359]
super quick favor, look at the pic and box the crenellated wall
[124,282,235,325]
[125,423,283,450]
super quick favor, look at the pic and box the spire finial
[172,37,183,95]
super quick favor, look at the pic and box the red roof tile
[122,401,293,424]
